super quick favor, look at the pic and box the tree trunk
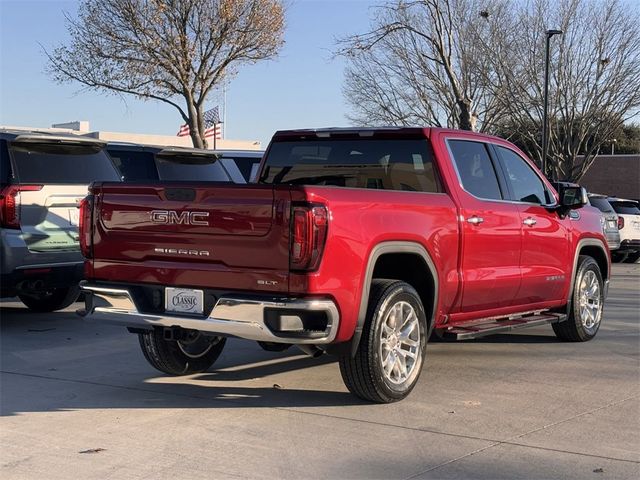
[186,100,205,149]
[457,99,474,131]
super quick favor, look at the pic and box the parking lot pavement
[1,264,638,480]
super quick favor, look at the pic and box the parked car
[78,127,609,403]
[106,143,233,182]
[607,197,640,263]
[214,150,264,183]
[0,129,121,311]
[587,194,620,251]
[107,144,263,184]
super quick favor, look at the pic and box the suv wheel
[18,286,80,312]
[339,280,428,403]
[623,252,640,263]
[552,256,604,342]
[139,329,226,375]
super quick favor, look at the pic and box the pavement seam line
[402,393,640,478]
[3,370,639,467]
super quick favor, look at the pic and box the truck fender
[566,238,610,315]
[350,241,439,357]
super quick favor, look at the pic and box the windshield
[11,143,120,184]
[260,139,441,192]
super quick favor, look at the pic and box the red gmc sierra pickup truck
[79,128,610,403]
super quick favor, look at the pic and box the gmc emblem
[150,210,209,226]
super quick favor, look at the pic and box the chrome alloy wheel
[177,332,221,359]
[379,301,422,385]
[578,270,602,331]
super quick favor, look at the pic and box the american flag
[177,106,223,139]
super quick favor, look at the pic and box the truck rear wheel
[18,286,80,312]
[339,280,428,403]
[553,256,604,342]
[138,329,226,375]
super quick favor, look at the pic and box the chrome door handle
[523,217,537,226]
[467,216,484,225]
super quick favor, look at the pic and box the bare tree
[47,0,285,148]
[338,0,511,132]
[488,0,640,181]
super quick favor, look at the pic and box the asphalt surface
[1,264,638,479]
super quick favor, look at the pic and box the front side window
[260,139,441,193]
[448,140,502,200]
[497,146,551,204]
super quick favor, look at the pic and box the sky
[0,0,379,147]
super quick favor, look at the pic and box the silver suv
[0,130,121,311]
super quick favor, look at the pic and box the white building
[1,120,261,151]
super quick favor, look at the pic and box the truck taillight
[79,195,94,259]
[290,204,328,271]
[618,216,624,230]
[0,185,43,229]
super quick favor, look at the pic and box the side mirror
[561,185,588,209]
[552,182,588,214]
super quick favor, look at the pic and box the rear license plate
[165,288,204,315]
[607,220,616,229]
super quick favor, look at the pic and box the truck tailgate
[90,183,291,292]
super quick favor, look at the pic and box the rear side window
[610,201,640,215]
[260,139,441,193]
[589,197,615,213]
[155,157,230,182]
[10,143,120,184]
[496,146,551,204]
[108,149,158,181]
[449,140,502,200]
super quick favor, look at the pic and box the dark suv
[0,130,121,311]
[106,143,263,183]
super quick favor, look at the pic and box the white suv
[1,130,121,311]
[608,197,640,263]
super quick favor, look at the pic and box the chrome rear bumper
[79,282,339,344]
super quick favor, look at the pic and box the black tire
[623,252,640,264]
[339,280,428,403]
[552,256,604,342]
[18,286,80,312]
[138,329,226,375]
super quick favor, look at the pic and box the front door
[494,145,570,304]
[447,139,523,313]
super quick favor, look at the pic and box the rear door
[447,139,522,313]
[9,140,120,252]
[493,145,570,304]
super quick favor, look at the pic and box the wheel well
[579,245,609,281]
[371,253,436,327]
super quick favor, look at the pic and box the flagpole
[223,81,227,139]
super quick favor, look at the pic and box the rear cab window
[10,143,120,184]
[260,139,441,193]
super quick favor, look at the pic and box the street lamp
[541,29,563,180]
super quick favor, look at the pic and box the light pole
[542,29,563,180]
